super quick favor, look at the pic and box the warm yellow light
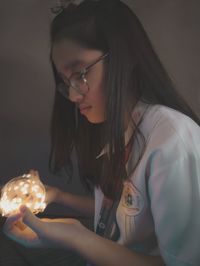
[0,174,46,217]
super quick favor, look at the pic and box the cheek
[88,67,106,105]
[90,81,105,108]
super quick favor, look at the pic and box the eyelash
[58,67,90,84]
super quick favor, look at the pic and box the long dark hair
[49,0,200,199]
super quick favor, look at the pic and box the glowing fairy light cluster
[0,174,46,217]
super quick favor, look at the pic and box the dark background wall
[0,0,199,213]
[0,1,53,182]
[125,0,200,114]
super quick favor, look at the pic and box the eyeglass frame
[56,53,108,99]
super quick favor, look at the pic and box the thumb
[20,205,43,234]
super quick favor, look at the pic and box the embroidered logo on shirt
[121,181,144,216]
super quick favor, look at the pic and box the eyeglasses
[57,53,108,99]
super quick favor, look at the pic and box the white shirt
[95,102,200,266]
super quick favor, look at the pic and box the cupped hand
[3,211,44,247]
[3,205,84,249]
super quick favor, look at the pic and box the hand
[28,169,40,179]
[44,185,60,205]
[3,205,84,249]
[28,169,60,205]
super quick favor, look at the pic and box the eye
[72,72,84,81]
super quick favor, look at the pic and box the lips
[79,105,92,114]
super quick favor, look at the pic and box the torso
[95,102,200,264]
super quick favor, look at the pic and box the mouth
[79,106,92,114]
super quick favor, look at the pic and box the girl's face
[52,39,106,123]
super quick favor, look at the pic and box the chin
[85,115,105,124]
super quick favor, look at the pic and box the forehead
[52,39,85,65]
[51,39,102,71]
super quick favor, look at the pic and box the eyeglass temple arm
[84,53,109,73]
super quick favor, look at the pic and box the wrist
[54,187,62,203]
[45,186,62,205]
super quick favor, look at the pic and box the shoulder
[139,104,200,154]
[139,105,200,266]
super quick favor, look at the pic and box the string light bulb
[0,174,46,217]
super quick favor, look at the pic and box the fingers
[3,214,42,248]
[3,212,23,232]
[4,205,44,236]
[29,169,40,178]
[20,205,44,235]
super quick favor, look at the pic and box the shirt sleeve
[146,120,200,266]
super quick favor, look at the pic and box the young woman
[3,1,200,265]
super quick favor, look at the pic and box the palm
[3,216,82,249]
[4,219,43,247]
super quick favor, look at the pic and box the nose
[68,86,84,103]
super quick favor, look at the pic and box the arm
[4,206,165,266]
[45,186,94,216]
[29,169,94,217]
[143,116,200,266]
[73,225,165,266]
[52,187,94,217]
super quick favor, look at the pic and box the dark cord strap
[96,137,133,240]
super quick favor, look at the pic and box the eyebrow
[56,58,89,79]
[57,60,84,79]
[64,59,86,70]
